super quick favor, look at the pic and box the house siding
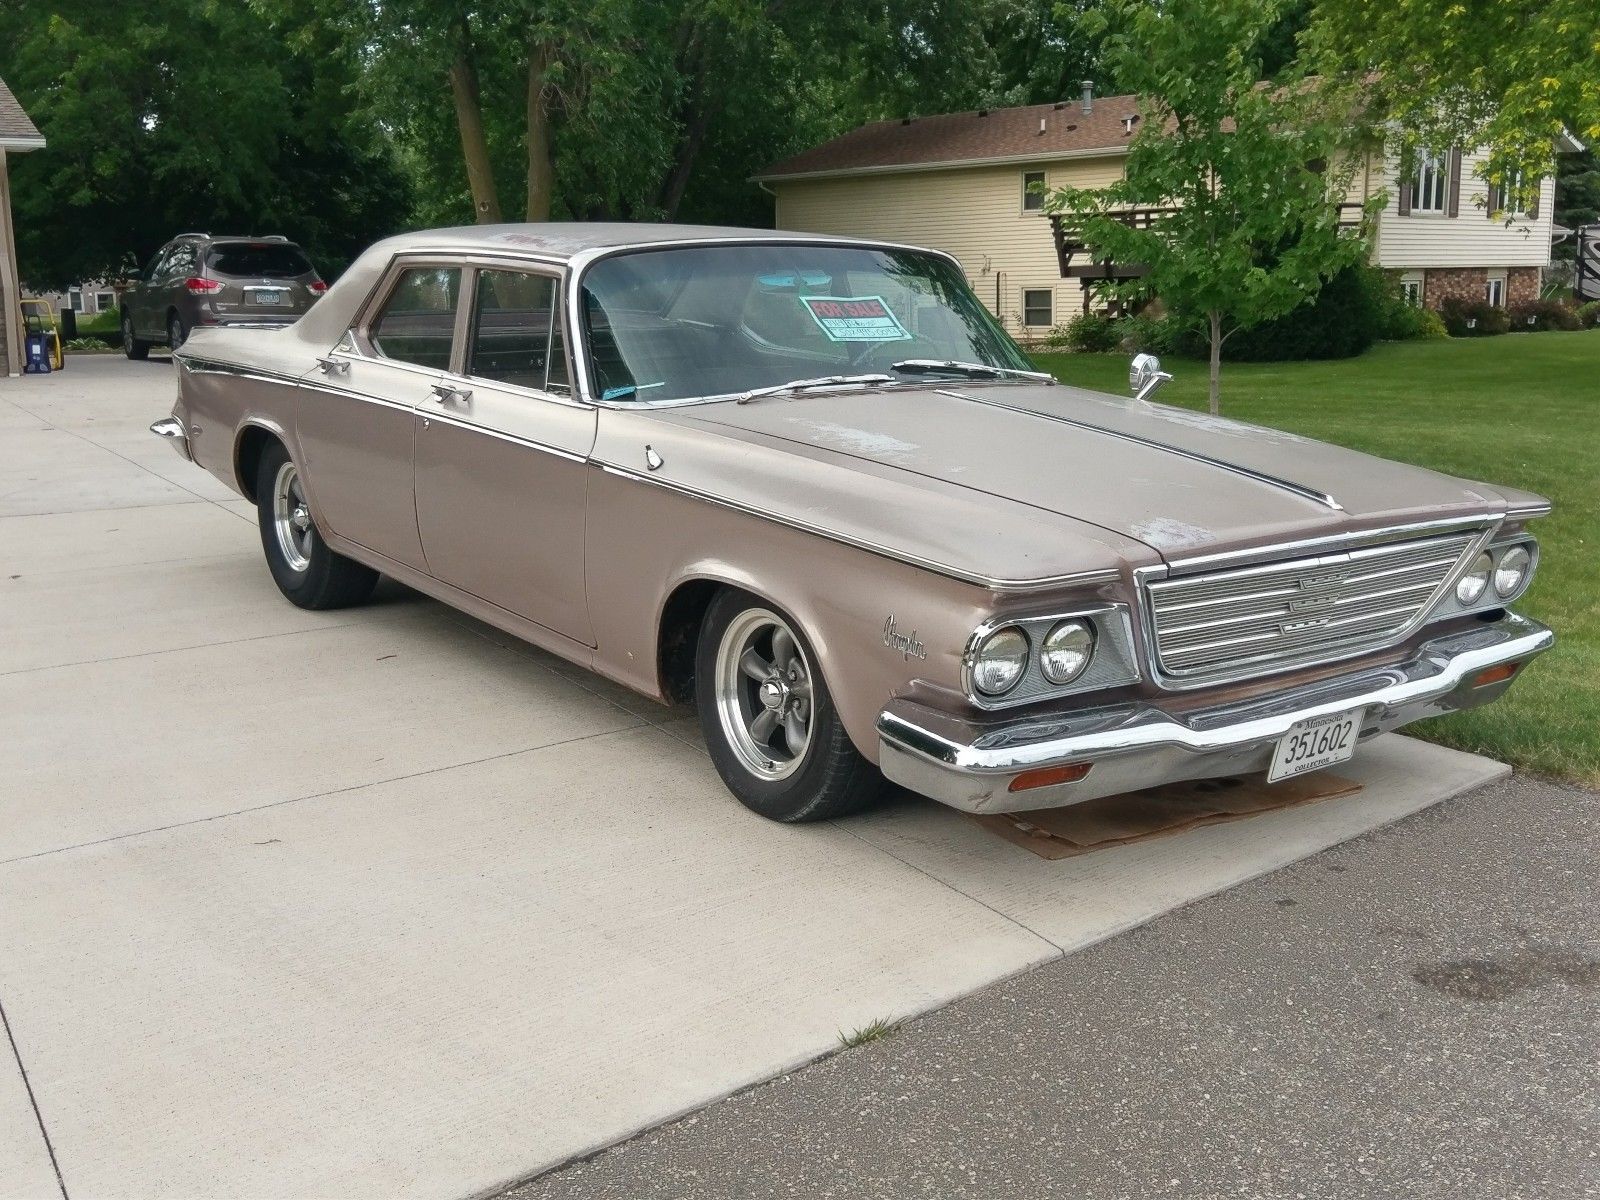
[773,157,1126,333]
[1371,147,1555,269]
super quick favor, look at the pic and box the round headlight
[1494,545,1532,598]
[1040,619,1096,685]
[972,626,1030,696]
[1456,552,1493,605]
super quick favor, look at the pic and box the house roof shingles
[0,76,43,145]
[756,95,1143,181]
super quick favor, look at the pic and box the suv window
[164,244,198,279]
[370,267,460,371]
[207,243,314,279]
[467,269,569,393]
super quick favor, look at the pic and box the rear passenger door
[297,261,462,572]
[412,264,597,645]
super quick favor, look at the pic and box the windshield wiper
[735,374,897,405]
[890,359,1056,384]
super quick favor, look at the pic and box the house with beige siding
[757,89,1564,336]
[1,75,46,376]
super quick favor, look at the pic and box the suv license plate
[1267,710,1360,783]
[249,288,285,306]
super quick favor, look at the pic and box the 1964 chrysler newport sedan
[151,224,1553,822]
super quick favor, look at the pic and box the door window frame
[349,256,471,378]
[457,262,580,405]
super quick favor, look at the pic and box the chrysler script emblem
[883,616,928,661]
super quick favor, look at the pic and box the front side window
[1022,170,1047,212]
[580,243,1031,403]
[1022,289,1054,327]
[1412,153,1447,214]
[370,266,461,371]
[467,269,569,393]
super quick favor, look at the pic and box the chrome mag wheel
[714,607,814,780]
[271,460,314,573]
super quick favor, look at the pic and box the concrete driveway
[0,356,1507,1200]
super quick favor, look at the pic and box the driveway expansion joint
[0,991,70,1200]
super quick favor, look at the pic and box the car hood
[674,382,1520,562]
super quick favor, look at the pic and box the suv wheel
[122,313,150,361]
[167,312,187,352]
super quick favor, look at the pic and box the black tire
[122,312,149,361]
[694,588,886,822]
[255,440,379,610]
[167,311,186,352]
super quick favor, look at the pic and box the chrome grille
[1147,531,1478,682]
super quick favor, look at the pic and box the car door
[295,261,463,572]
[133,246,174,338]
[413,264,597,645]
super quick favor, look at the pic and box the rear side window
[467,269,569,393]
[370,267,461,371]
[207,243,314,279]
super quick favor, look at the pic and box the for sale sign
[799,295,912,342]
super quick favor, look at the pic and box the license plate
[248,288,286,306]
[1267,709,1360,783]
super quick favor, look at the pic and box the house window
[95,291,115,313]
[69,288,84,313]
[1021,170,1046,213]
[1412,153,1447,214]
[1022,289,1053,327]
[1485,277,1505,308]
[1400,275,1424,307]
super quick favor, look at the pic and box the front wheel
[255,441,378,609]
[694,590,885,822]
[122,313,149,360]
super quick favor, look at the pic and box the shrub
[1508,299,1583,332]
[1440,297,1511,336]
[1378,295,1449,342]
[1578,300,1600,329]
[1220,264,1386,361]
[1060,311,1124,353]
[1119,312,1191,356]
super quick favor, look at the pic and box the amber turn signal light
[1471,663,1518,688]
[1007,762,1093,793]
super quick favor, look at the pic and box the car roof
[367,222,911,266]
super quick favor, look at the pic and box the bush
[1060,311,1124,353]
[1219,264,1386,361]
[1440,297,1511,337]
[1508,299,1582,332]
[1377,297,1448,342]
[1578,300,1600,329]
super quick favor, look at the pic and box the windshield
[579,243,1033,402]
[206,243,315,279]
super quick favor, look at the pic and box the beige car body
[152,223,1553,814]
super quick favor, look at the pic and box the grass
[838,1016,901,1048]
[1031,332,1600,787]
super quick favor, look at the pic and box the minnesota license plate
[248,288,286,306]
[1267,709,1359,783]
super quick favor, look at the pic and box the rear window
[206,243,314,279]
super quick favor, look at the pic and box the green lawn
[1031,332,1600,787]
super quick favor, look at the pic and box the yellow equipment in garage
[19,298,64,370]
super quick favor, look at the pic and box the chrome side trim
[593,460,1122,593]
[936,388,1344,511]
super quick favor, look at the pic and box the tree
[0,0,411,290]
[1045,0,1374,414]
[1307,0,1600,180]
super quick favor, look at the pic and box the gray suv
[122,233,326,359]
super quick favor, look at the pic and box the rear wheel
[167,312,187,352]
[255,441,378,610]
[695,590,885,822]
[122,312,149,360]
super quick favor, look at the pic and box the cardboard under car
[972,771,1363,860]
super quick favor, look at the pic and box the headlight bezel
[962,604,1140,708]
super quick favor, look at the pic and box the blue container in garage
[24,331,52,373]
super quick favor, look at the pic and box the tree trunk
[1207,310,1223,415]
[525,41,555,221]
[447,21,501,224]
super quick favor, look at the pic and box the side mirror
[1129,352,1172,402]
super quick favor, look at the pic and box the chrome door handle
[316,355,349,376]
[429,382,472,405]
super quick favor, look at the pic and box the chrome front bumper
[149,416,191,461]
[878,613,1553,814]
